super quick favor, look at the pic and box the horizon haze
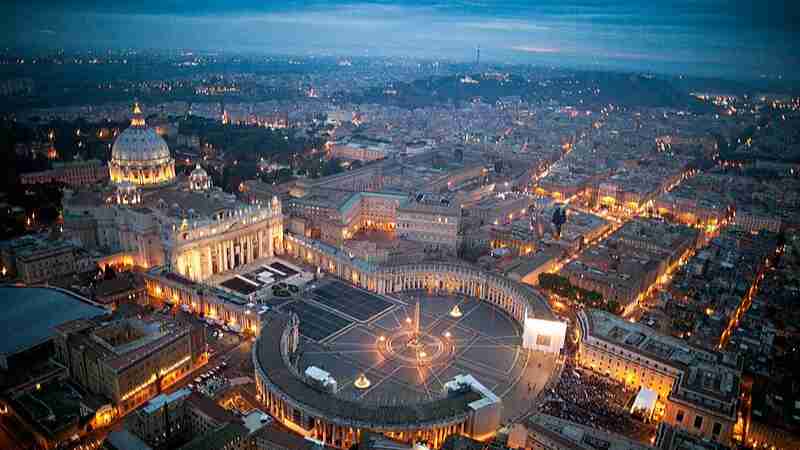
[4,0,800,81]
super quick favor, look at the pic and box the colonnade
[250,235,554,449]
[253,316,471,449]
[284,234,549,324]
[142,271,262,334]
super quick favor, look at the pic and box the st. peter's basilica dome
[109,103,175,187]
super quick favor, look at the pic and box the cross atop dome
[131,101,146,127]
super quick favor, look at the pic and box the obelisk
[414,300,421,337]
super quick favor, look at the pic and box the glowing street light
[354,373,371,389]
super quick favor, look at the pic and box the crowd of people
[535,359,654,440]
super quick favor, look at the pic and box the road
[163,327,253,396]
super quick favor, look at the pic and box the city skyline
[3,0,800,81]
[1,2,800,450]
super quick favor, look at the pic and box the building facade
[0,235,93,284]
[52,317,205,417]
[19,159,109,187]
[396,194,461,252]
[576,309,743,447]
[64,183,284,282]
[141,267,268,336]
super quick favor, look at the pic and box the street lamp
[354,373,371,389]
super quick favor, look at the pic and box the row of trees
[538,272,621,314]
[178,117,324,163]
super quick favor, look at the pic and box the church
[64,103,284,281]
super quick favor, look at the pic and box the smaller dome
[191,164,208,178]
[189,163,212,192]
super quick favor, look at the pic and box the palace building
[53,315,206,417]
[576,309,743,447]
[286,187,462,253]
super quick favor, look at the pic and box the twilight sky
[4,0,799,80]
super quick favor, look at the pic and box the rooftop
[253,423,331,449]
[13,379,106,438]
[104,429,154,450]
[528,414,654,450]
[177,422,249,450]
[0,234,77,261]
[655,423,729,450]
[0,287,108,358]
[140,187,238,220]
[141,388,191,414]
[57,315,192,373]
[185,391,239,424]
[94,275,145,300]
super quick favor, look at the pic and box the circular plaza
[253,263,564,449]
[299,290,529,406]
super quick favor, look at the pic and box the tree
[321,158,345,177]
[538,272,605,308]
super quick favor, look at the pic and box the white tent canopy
[630,387,658,419]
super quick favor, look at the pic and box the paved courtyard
[277,281,558,422]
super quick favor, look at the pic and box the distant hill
[347,70,713,111]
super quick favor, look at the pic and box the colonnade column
[204,246,212,279]
[236,236,244,266]
[225,241,231,271]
